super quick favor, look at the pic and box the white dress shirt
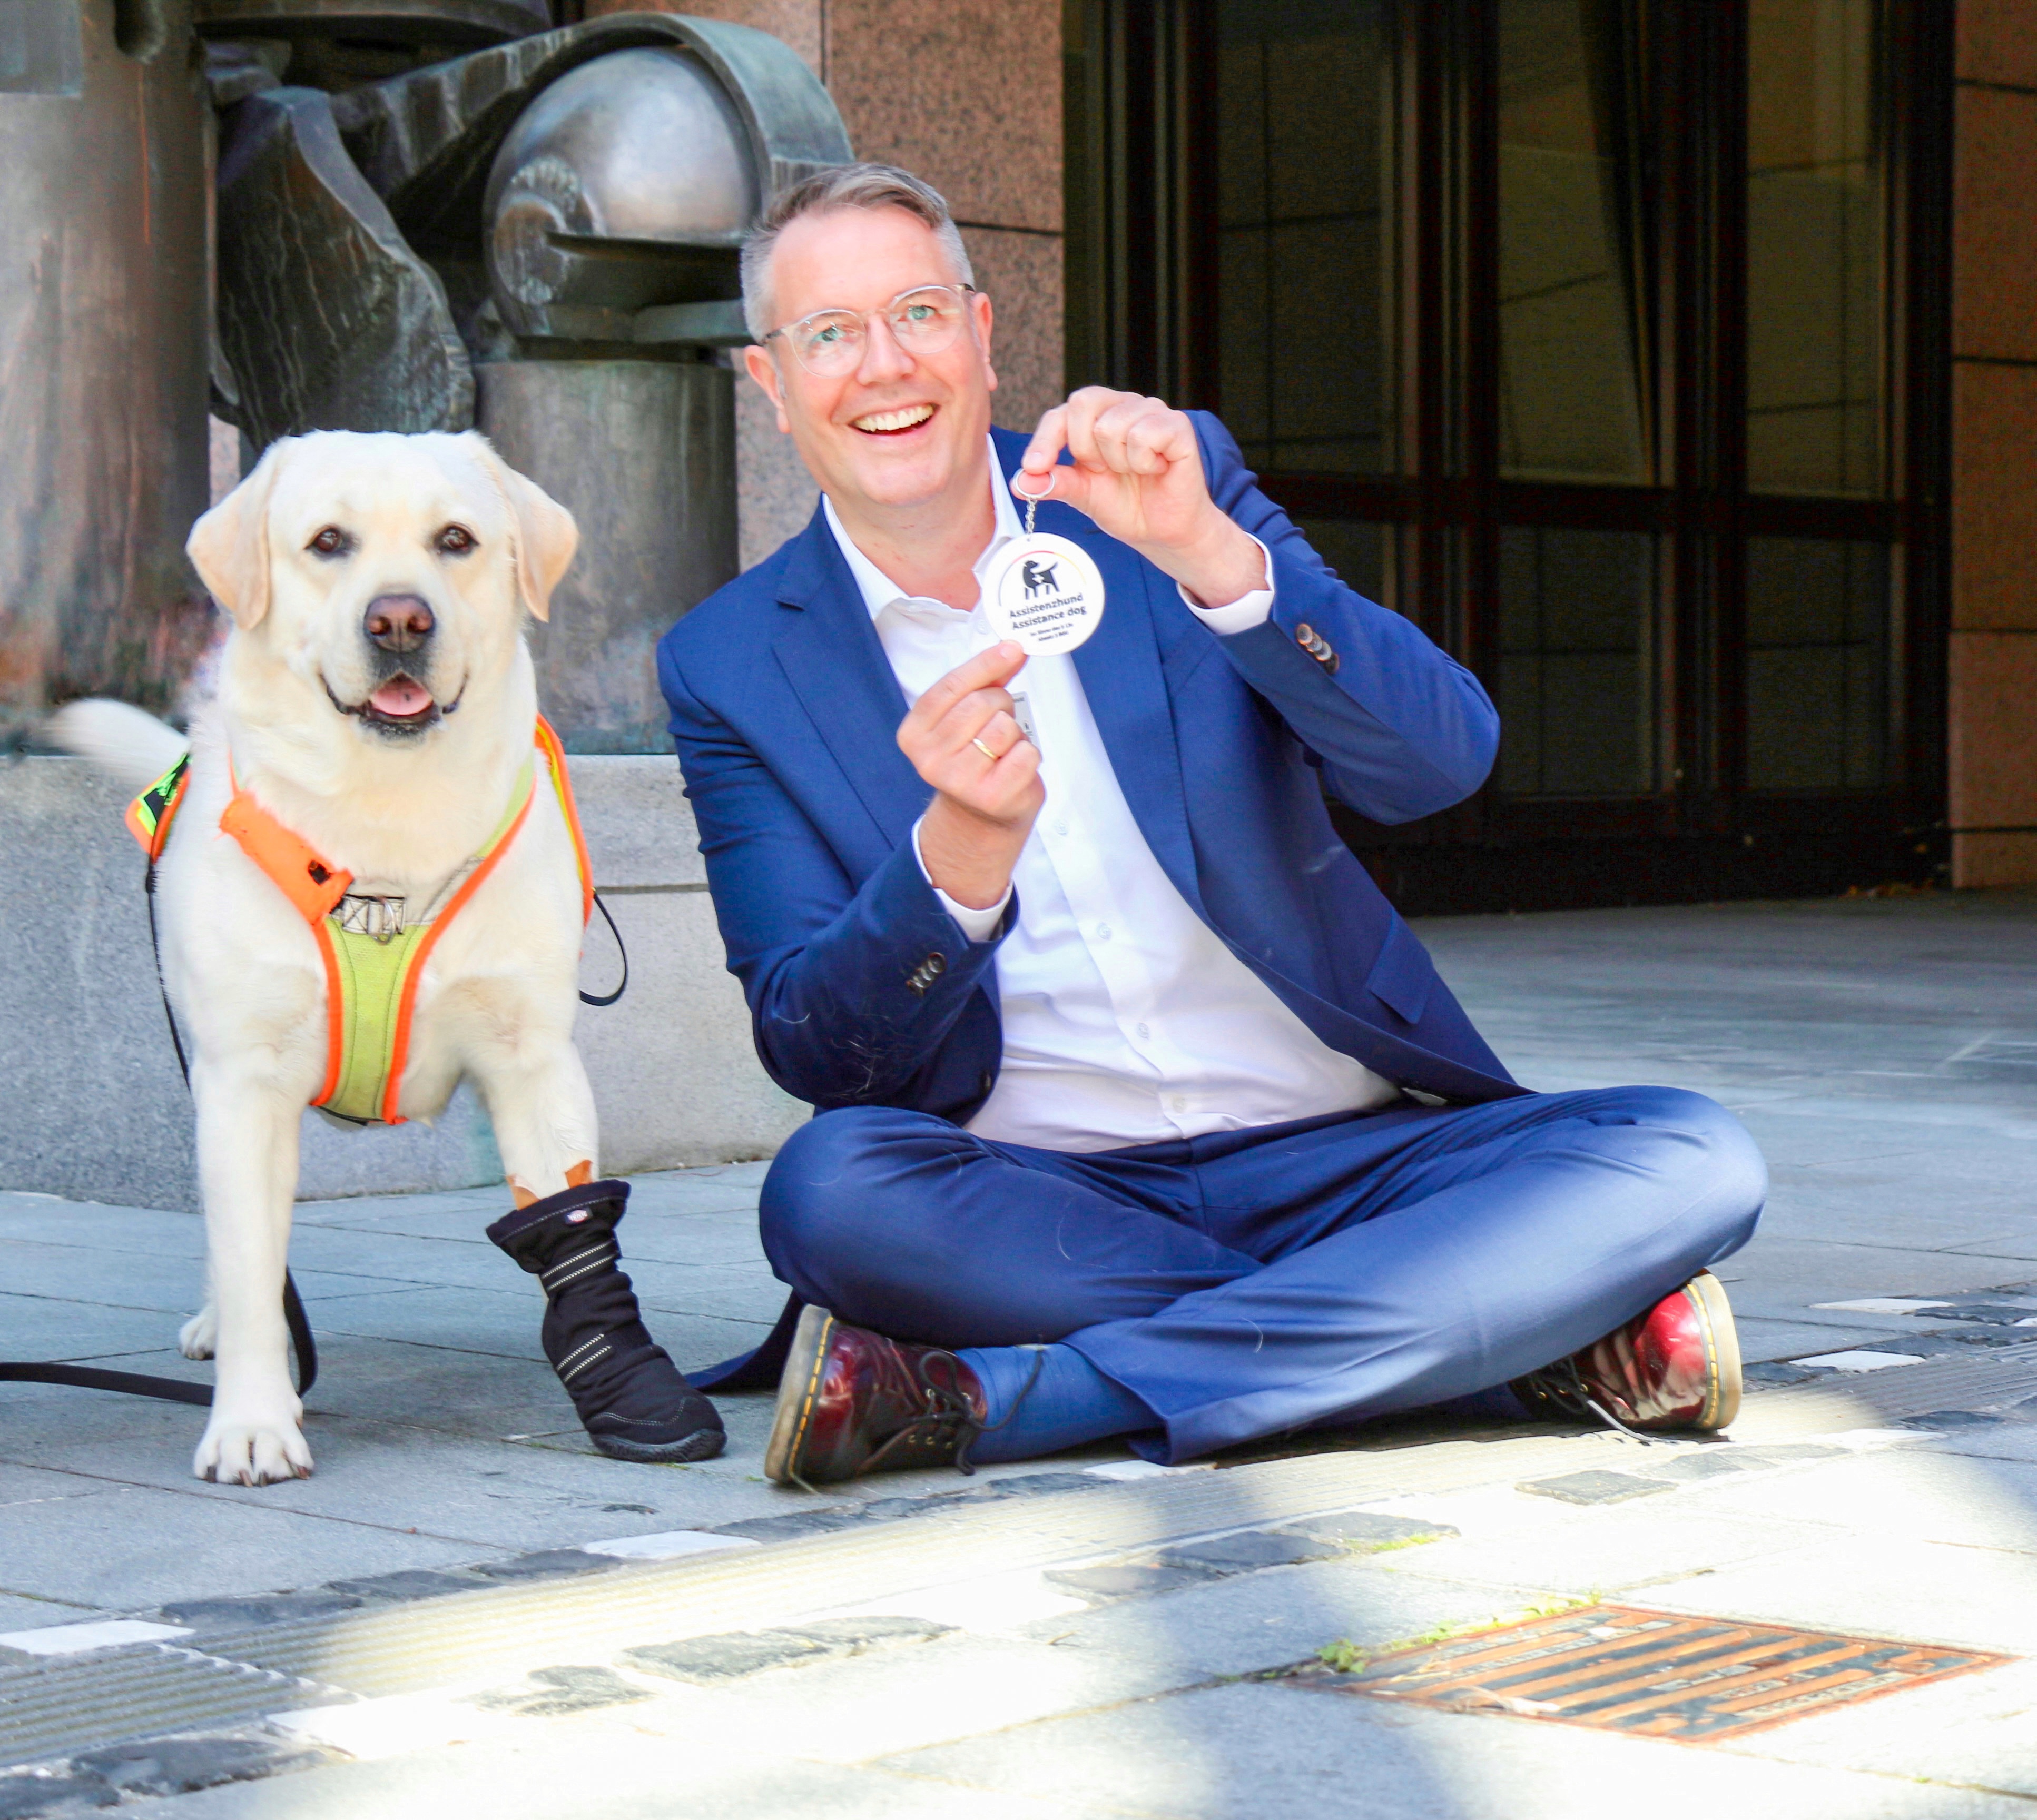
[822,443,1399,1152]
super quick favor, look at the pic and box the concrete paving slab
[2,1421,782,1554]
[158,1733,1105,1820]
[0,1196,206,1258]
[0,1594,96,1632]
[1675,1447,2037,1554]
[1910,1426,2037,1465]
[1376,1502,1842,1597]
[0,1479,482,1610]
[1724,1241,2037,1301]
[300,1286,548,1361]
[885,1677,2033,1820]
[1953,1234,2037,1261]
[0,1294,190,1362]
[617,1633,1191,1766]
[1734,1655,2037,1797]
[595,1219,772,1270]
[1638,1536,2037,1655]
[1737,1315,1902,1362]
[0,1240,418,1313]
[1009,1554,1540,1679]
[628,1262,795,1324]
[274,1225,541,1292]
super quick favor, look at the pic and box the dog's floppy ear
[463,433,578,623]
[186,439,290,630]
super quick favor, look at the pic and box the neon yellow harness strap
[317,758,534,1124]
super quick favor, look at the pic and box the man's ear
[186,439,289,629]
[744,343,793,434]
[463,433,578,622]
[972,288,998,395]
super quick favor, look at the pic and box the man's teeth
[853,405,934,433]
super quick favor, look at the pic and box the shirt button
[1053,820,1069,838]
[1136,1022,1150,1039]
[1169,1095,1187,1112]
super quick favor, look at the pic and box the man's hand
[1015,388,1268,610]
[899,642,1044,911]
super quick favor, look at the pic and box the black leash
[579,892,628,1008]
[0,807,317,1408]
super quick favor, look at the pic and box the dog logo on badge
[982,472,1107,656]
[986,535,1103,655]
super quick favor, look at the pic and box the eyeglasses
[762,284,979,377]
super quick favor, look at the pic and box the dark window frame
[1064,0,1952,913]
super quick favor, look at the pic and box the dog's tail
[46,699,190,789]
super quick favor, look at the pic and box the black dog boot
[488,1179,725,1463]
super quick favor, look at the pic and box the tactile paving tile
[0,1643,349,1767]
[1323,1605,2009,1743]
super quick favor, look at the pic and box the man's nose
[856,312,916,383]
[363,594,435,655]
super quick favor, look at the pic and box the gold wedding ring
[971,736,999,761]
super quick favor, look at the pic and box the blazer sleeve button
[923,952,947,976]
[1294,622,1315,647]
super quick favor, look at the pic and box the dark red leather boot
[1512,1270,1743,1434]
[764,1305,989,1485]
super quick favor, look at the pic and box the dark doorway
[1065,0,1951,914]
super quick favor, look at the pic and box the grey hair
[740,162,975,341]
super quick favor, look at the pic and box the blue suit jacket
[660,417,1522,1388]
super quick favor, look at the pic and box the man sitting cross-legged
[658,163,1766,1481]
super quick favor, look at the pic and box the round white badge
[983,532,1106,656]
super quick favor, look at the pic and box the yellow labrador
[54,430,723,1484]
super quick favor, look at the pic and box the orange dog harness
[127,718,593,1126]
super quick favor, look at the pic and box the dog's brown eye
[436,524,477,556]
[308,526,348,557]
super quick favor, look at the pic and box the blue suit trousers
[760,1085,1766,1463]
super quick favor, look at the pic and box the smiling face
[188,431,576,747]
[743,205,998,518]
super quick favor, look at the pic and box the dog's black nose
[364,595,435,654]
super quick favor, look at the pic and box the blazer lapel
[1060,517,1205,917]
[770,510,929,854]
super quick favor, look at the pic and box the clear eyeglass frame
[762,284,979,376]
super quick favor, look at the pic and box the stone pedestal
[476,359,738,754]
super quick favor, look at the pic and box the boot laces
[856,1347,1047,1479]
[1522,1357,1669,1447]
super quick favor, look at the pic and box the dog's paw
[193,1407,313,1487]
[179,1307,218,1360]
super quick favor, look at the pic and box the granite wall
[1953,0,2037,887]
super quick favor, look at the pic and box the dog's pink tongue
[370,678,432,717]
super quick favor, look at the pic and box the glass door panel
[1213,0,1401,474]
[1497,0,1652,482]
[1497,528,1658,795]
[1744,538,1891,788]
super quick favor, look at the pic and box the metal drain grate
[1326,1605,2008,1742]
[0,1643,349,1766]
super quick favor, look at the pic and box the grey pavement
[2,888,2034,1816]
